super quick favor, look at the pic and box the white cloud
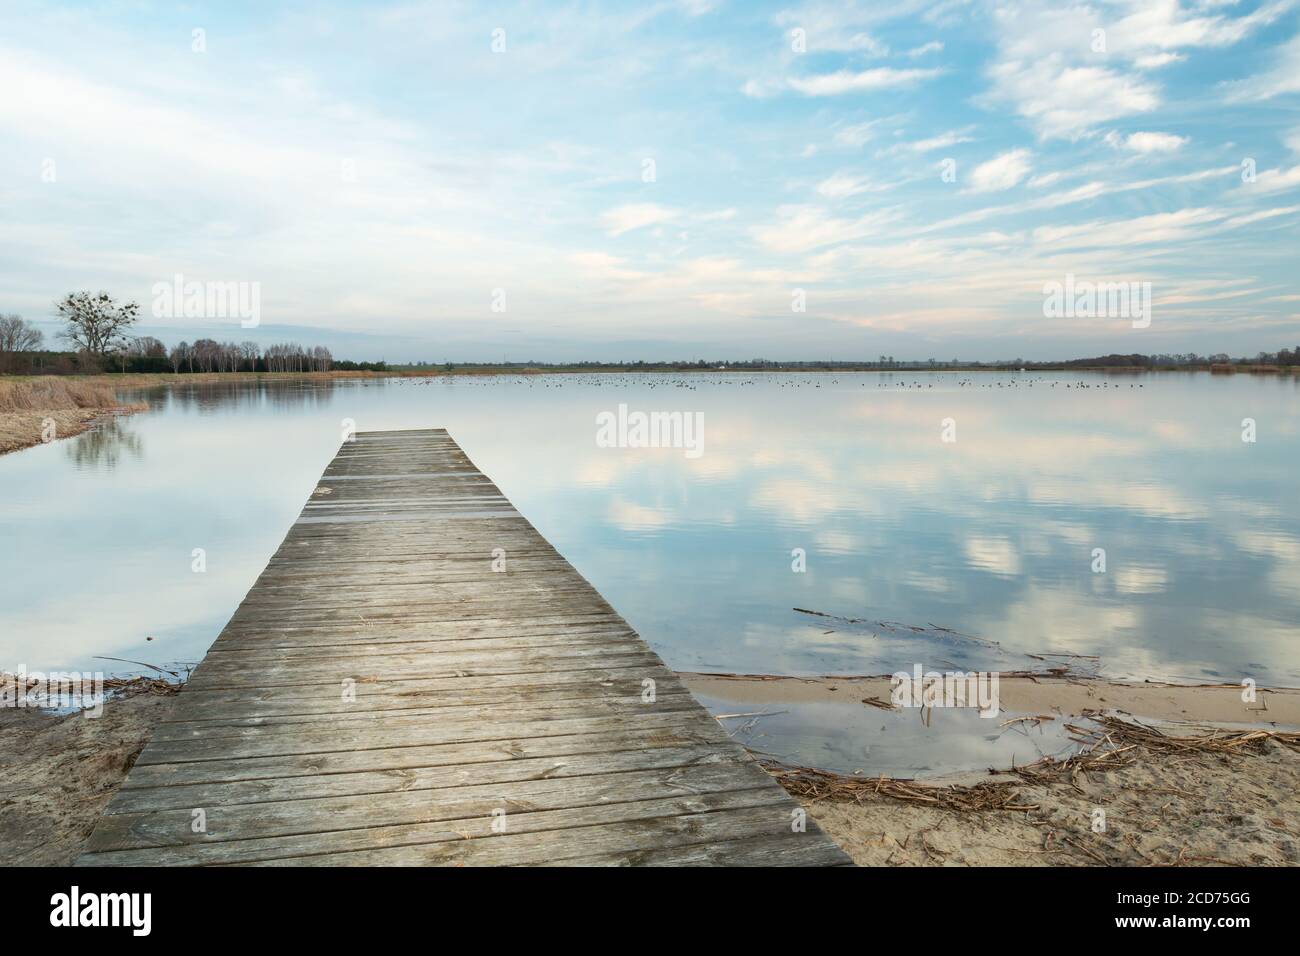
[1246,164,1300,195]
[986,57,1159,141]
[906,40,944,57]
[751,204,901,254]
[983,1,1287,140]
[741,77,782,99]
[967,148,1033,193]
[1134,52,1185,69]
[1222,32,1300,101]
[1107,130,1189,153]
[815,172,874,199]
[1108,0,1294,55]
[1027,171,1066,189]
[811,171,894,199]
[601,203,678,236]
[879,127,975,156]
[1032,207,1224,249]
[787,66,941,96]
[772,2,931,53]
[832,119,887,148]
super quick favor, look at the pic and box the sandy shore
[0,689,176,865]
[798,736,1300,866]
[684,673,1300,866]
[4,671,1297,866]
[681,672,1300,726]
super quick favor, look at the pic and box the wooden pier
[79,429,849,866]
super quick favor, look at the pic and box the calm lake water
[3,372,1299,702]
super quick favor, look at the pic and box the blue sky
[1,0,1298,361]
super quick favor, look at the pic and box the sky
[1,0,1298,362]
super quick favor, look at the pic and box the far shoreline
[5,363,1300,384]
[2,363,1292,458]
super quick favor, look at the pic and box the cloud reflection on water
[0,372,1296,689]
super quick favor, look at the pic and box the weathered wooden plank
[86,761,779,853]
[107,743,741,814]
[161,674,691,724]
[135,707,713,763]
[148,691,702,741]
[77,428,849,867]
[118,722,732,790]
[80,792,794,866]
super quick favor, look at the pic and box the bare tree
[0,314,45,352]
[169,341,189,373]
[126,336,167,358]
[56,292,139,355]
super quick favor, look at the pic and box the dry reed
[0,377,122,412]
[761,713,1300,812]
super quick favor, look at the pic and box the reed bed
[0,377,122,412]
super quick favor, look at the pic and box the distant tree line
[5,290,1298,376]
[1053,349,1300,369]
[1,292,387,374]
[161,340,334,374]
[393,350,1300,373]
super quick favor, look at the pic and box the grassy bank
[0,377,145,455]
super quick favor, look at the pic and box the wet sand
[681,672,1300,728]
[0,690,175,865]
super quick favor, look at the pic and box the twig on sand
[92,656,184,679]
[758,714,1300,814]
[715,709,789,737]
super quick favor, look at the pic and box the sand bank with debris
[683,672,1300,866]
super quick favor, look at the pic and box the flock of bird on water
[383,373,1148,391]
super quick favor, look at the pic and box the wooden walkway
[78,429,849,866]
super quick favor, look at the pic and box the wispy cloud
[1106,131,1189,153]
[0,0,1296,360]
[786,66,942,96]
[1221,32,1300,101]
[967,148,1033,193]
[601,203,679,236]
[878,127,975,156]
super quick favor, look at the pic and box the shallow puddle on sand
[696,692,1081,778]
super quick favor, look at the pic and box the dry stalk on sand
[761,713,1300,812]
[2,671,185,703]
[100,676,186,697]
[762,763,1040,813]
